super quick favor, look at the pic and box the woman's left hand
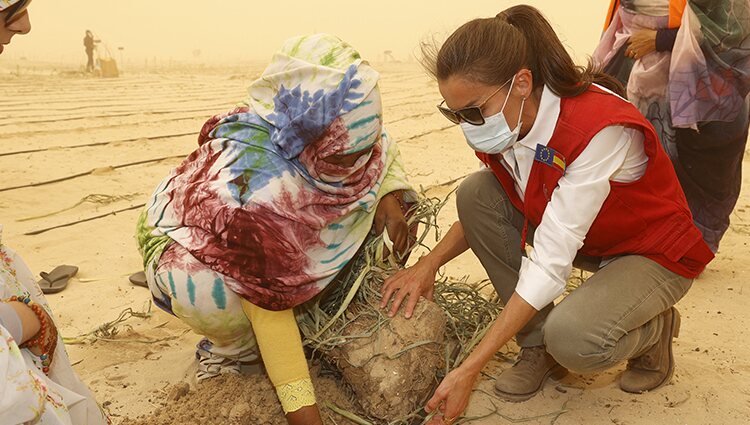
[373,192,409,257]
[627,30,657,60]
[424,366,478,424]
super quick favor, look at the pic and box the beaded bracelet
[6,295,57,375]
[388,191,409,214]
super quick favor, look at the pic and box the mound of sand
[122,366,358,425]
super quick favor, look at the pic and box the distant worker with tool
[83,29,99,73]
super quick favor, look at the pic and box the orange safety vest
[604,0,687,30]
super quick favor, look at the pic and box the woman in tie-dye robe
[593,0,750,252]
[136,34,416,422]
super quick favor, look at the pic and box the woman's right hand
[381,221,470,319]
[380,255,440,319]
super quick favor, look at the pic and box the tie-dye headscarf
[248,34,382,159]
[137,34,414,311]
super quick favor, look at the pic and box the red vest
[477,86,714,278]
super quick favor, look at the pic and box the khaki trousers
[456,169,692,373]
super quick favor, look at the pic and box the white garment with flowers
[0,225,107,425]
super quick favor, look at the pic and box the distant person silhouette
[83,30,99,72]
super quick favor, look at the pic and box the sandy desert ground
[1,62,749,424]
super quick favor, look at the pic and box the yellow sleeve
[240,299,316,413]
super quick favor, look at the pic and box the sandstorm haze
[3,1,750,424]
[5,0,608,66]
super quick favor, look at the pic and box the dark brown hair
[421,5,625,98]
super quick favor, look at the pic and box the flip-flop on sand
[38,265,78,294]
[129,271,148,288]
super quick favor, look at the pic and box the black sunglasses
[437,77,512,126]
[4,0,30,25]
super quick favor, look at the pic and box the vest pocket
[649,214,701,262]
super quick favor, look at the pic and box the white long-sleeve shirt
[500,85,648,310]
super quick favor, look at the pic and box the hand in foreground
[380,256,438,318]
[424,366,478,424]
[373,193,409,258]
[626,29,657,60]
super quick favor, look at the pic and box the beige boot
[620,307,681,394]
[494,345,568,402]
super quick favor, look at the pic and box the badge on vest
[534,144,566,174]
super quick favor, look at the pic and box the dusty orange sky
[4,1,608,65]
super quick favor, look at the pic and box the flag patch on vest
[534,144,566,173]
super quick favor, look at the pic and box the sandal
[38,265,78,294]
[128,271,148,288]
[195,338,260,381]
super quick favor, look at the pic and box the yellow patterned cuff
[276,377,316,413]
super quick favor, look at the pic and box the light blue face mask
[460,75,525,155]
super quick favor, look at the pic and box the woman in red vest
[380,5,714,424]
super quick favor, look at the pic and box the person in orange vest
[593,0,750,253]
[380,5,714,424]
